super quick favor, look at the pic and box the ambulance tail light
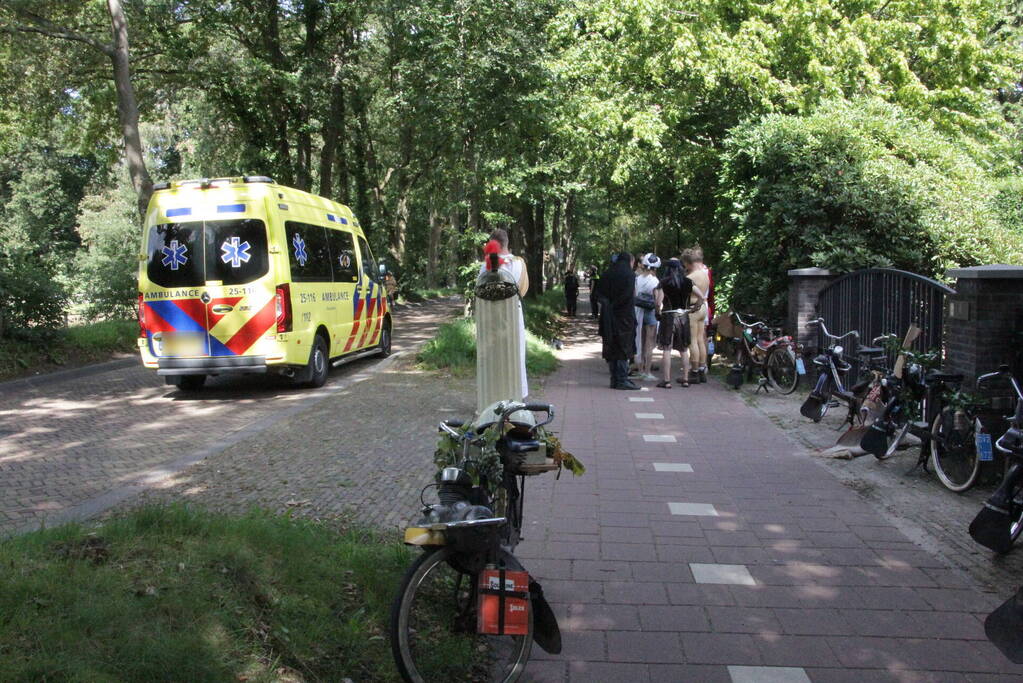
[137,294,147,337]
[275,284,292,333]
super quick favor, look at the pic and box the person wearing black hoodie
[595,252,639,390]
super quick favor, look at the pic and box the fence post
[787,267,832,348]
[944,265,1023,387]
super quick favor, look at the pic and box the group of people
[588,248,712,391]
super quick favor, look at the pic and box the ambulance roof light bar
[151,176,275,192]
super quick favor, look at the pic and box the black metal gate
[815,268,955,369]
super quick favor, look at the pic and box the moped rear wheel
[390,546,532,683]
[766,346,799,394]
[877,418,911,461]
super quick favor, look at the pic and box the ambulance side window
[326,228,358,283]
[285,221,332,282]
[357,236,378,283]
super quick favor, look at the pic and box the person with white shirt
[634,253,661,380]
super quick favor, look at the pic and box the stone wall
[944,265,1023,387]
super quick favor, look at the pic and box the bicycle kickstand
[755,376,770,394]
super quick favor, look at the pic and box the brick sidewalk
[516,310,1023,682]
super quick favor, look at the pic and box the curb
[1,356,138,392]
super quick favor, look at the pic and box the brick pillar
[787,267,832,348]
[945,265,1023,388]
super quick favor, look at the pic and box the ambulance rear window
[146,219,268,287]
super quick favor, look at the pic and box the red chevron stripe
[343,299,366,353]
[224,298,276,355]
[175,298,208,329]
[356,294,376,348]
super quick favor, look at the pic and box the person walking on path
[595,252,639,390]
[587,265,601,319]
[477,229,529,399]
[683,246,712,383]
[634,253,660,381]
[564,269,580,316]
[654,258,702,388]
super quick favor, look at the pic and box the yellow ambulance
[137,176,391,391]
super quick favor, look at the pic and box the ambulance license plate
[162,333,205,357]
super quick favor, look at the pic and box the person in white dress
[477,229,529,399]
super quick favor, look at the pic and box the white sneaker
[643,373,657,381]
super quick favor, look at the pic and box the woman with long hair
[654,258,703,388]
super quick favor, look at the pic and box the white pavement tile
[643,435,676,443]
[653,463,693,472]
[691,563,756,586]
[628,397,655,402]
[728,666,811,683]
[635,413,664,419]
[668,502,718,516]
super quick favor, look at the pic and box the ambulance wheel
[176,375,206,392]
[305,335,330,388]
[378,319,392,358]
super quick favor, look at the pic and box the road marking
[629,397,655,402]
[728,666,810,683]
[653,463,693,472]
[635,413,664,419]
[668,502,718,516]
[643,435,676,443]
[691,563,756,585]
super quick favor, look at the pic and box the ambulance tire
[176,374,206,392]
[305,335,330,388]
[378,318,392,358]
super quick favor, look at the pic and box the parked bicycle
[969,366,1023,552]
[799,318,888,426]
[390,401,563,683]
[728,312,805,394]
[860,349,985,492]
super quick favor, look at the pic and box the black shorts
[657,311,690,352]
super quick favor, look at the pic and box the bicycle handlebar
[437,402,556,442]
[807,318,859,343]
[732,312,767,329]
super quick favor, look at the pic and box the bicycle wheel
[766,346,799,394]
[877,419,911,461]
[930,411,980,493]
[390,546,532,683]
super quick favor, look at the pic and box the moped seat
[926,371,964,384]
[504,438,541,454]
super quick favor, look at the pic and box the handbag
[635,292,656,310]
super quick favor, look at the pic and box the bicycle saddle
[856,346,886,356]
[503,436,541,454]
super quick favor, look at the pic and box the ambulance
[137,176,391,391]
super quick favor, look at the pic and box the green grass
[417,318,559,376]
[0,319,138,380]
[0,505,419,682]
[522,286,565,342]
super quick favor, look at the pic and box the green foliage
[717,98,1023,316]
[990,175,1023,235]
[0,319,137,380]
[0,505,416,681]
[75,176,141,319]
[522,286,565,341]
[417,318,559,376]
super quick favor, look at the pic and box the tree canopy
[1,0,1021,330]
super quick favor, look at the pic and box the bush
[716,97,1023,317]
[75,179,140,319]
[417,317,558,376]
[522,286,565,341]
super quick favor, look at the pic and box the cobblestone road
[0,297,461,535]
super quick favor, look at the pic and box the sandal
[676,377,690,387]
[656,381,673,389]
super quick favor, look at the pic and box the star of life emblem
[220,236,251,268]
[161,239,188,271]
[293,233,308,266]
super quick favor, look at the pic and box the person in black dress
[654,259,704,388]
[595,252,639,390]
[564,270,580,316]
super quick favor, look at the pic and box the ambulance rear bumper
[157,356,268,376]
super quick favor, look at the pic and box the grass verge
[0,505,417,681]
[0,319,138,382]
[417,318,559,377]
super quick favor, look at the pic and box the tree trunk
[427,207,442,287]
[564,192,576,269]
[550,197,562,276]
[352,97,373,234]
[390,178,410,265]
[528,199,545,295]
[319,64,345,198]
[106,0,152,219]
